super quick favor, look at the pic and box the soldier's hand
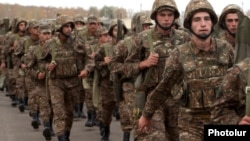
[47,63,56,71]
[239,115,250,125]
[1,63,6,69]
[21,63,26,70]
[89,52,96,59]
[138,115,150,134]
[37,72,45,80]
[78,69,88,78]
[104,57,111,65]
[139,53,159,70]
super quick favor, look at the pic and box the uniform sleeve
[123,36,143,78]
[108,40,129,75]
[142,49,184,119]
[210,66,244,124]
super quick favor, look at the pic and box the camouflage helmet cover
[73,14,86,24]
[218,4,244,29]
[96,26,108,37]
[27,19,40,29]
[108,19,128,36]
[13,17,27,33]
[131,12,146,31]
[151,0,180,20]
[183,0,218,29]
[55,15,74,31]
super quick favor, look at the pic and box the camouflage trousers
[134,97,180,141]
[178,107,211,141]
[83,78,94,110]
[30,84,52,122]
[6,69,17,96]
[16,76,26,100]
[97,81,116,126]
[25,77,36,113]
[49,77,83,136]
[118,82,135,132]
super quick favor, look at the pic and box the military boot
[73,104,80,119]
[123,132,130,141]
[31,112,39,129]
[10,95,17,107]
[101,126,110,141]
[85,110,95,127]
[43,122,52,141]
[57,135,66,141]
[65,131,70,141]
[18,98,25,112]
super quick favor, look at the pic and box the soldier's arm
[108,40,128,75]
[210,66,244,124]
[94,46,107,70]
[142,49,184,119]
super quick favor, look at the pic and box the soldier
[216,4,244,48]
[73,14,86,29]
[75,15,99,125]
[94,18,128,141]
[45,15,93,141]
[123,0,190,140]
[72,14,87,119]
[210,57,250,125]
[138,0,235,140]
[14,19,40,116]
[1,17,27,106]
[25,23,54,140]
[108,12,152,141]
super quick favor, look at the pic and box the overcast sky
[0,0,249,15]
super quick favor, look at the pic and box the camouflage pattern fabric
[210,58,250,125]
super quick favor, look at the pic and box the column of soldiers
[1,0,250,141]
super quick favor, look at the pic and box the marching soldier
[138,0,235,140]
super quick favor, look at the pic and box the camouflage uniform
[124,0,190,140]
[1,17,27,106]
[25,23,54,140]
[216,4,244,48]
[141,0,234,140]
[108,12,152,141]
[14,19,40,114]
[210,58,250,124]
[46,15,93,141]
[75,15,99,122]
[95,19,128,141]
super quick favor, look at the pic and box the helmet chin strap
[155,19,174,31]
[190,29,213,40]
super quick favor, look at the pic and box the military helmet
[73,14,85,24]
[27,19,40,29]
[55,15,74,31]
[131,12,145,32]
[218,4,243,29]
[150,0,180,20]
[13,17,27,33]
[108,19,128,37]
[96,26,108,37]
[183,0,218,29]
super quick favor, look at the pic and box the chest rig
[179,39,231,108]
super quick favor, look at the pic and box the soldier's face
[18,22,26,32]
[225,13,239,34]
[74,21,85,29]
[62,23,73,36]
[156,10,175,29]
[29,26,39,36]
[39,31,52,42]
[191,12,212,38]
[87,22,98,34]
[99,33,110,44]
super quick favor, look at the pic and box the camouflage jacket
[94,41,115,87]
[142,38,234,119]
[210,58,250,124]
[217,30,236,48]
[25,41,50,85]
[124,27,190,87]
[108,33,137,79]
